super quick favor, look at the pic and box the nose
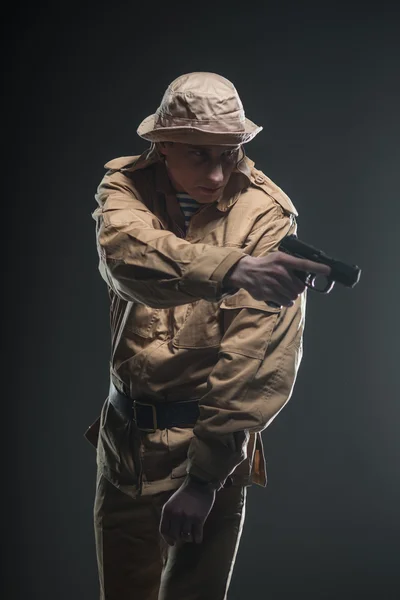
[204,161,224,187]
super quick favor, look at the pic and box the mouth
[198,186,223,195]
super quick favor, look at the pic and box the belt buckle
[133,401,158,433]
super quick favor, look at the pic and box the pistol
[267,234,361,308]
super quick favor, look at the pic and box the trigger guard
[305,274,335,294]
[323,278,335,293]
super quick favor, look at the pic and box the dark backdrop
[4,2,400,599]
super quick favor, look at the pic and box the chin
[194,186,224,203]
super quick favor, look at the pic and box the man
[85,72,331,600]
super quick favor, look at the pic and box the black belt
[108,382,200,433]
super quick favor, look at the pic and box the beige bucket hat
[137,72,263,146]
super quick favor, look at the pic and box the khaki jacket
[86,148,307,498]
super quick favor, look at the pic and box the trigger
[305,273,317,288]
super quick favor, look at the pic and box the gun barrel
[328,259,361,287]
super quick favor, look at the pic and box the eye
[189,150,205,157]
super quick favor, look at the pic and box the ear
[157,141,173,156]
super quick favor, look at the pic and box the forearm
[97,223,244,307]
[186,290,307,488]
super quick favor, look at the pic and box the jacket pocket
[172,300,222,349]
[96,398,141,493]
[220,288,282,313]
[220,288,282,360]
[127,303,161,338]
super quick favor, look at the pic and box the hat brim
[137,114,262,146]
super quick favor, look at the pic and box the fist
[159,477,216,546]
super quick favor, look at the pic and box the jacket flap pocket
[128,304,161,338]
[172,301,222,349]
[220,288,282,313]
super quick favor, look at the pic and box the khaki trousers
[94,472,247,600]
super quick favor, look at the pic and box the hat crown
[155,72,245,129]
[136,71,262,145]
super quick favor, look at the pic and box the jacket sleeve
[93,169,246,308]
[186,207,307,490]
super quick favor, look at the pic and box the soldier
[85,71,331,600]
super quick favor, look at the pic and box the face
[158,142,240,203]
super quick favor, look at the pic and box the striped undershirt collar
[176,193,201,229]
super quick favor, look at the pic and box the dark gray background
[4,2,400,598]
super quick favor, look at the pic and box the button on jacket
[86,147,307,498]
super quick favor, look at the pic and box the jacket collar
[105,146,253,212]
